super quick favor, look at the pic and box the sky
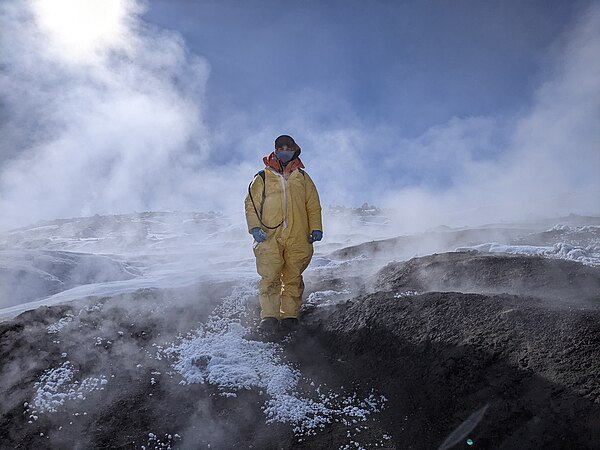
[0,0,599,231]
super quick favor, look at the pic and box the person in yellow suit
[245,135,323,333]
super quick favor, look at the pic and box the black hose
[248,176,283,230]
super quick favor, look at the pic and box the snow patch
[394,291,420,298]
[142,431,180,450]
[309,254,370,271]
[547,224,572,232]
[456,242,600,266]
[165,283,387,439]
[546,224,600,233]
[46,303,105,334]
[29,362,108,414]
[551,242,600,265]
[47,314,74,333]
[306,289,352,307]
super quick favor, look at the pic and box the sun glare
[32,0,133,62]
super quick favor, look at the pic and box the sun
[31,0,134,63]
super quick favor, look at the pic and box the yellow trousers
[253,237,314,319]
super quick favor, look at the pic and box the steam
[378,5,600,230]
[0,0,241,230]
[0,0,598,233]
[1,5,598,449]
[249,5,600,232]
[31,0,135,64]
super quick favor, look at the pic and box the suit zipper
[268,168,288,231]
[280,174,287,231]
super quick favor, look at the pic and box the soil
[300,291,600,449]
[1,253,599,449]
[375,252,600,303]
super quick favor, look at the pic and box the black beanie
[275,135,297,149]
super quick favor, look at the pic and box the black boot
[258,317,279,333]
[280,317,299,332]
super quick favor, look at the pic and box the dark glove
[309,230,323,243]
[251,227,267,243]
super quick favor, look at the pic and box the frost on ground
[463,224,600,266]
[165,283,388,440]
[47,314,74,333]
[394,291,420,298]
[28,362,108,416]
[456,241,600,266]
[141,432,181,450]
[46,302,105,335]
[306,289,352,307]
[315,254,370,269]
[546,224,600,241]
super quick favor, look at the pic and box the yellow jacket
[245,163,322,244]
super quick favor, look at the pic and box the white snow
[546,224,600,233]
[47,314,74,333]
[394,291,420,298]
[29,362,108,414]
[306,289,352,307]
[0,212,259,319]
[547,224,572,232]
[551,242,600,265]
[456,242,551,255]
[0,261,256,319]
[456,242,600,266]
[143,431,179,449]
[165,283,387,438]
[312,254,370,270]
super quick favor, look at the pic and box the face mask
[275,149,295,164]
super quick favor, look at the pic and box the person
[245,135,323,333]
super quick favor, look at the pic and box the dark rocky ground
[375,251,600,303]
[1,252,599,449]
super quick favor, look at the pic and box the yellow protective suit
[245,162,322,319]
